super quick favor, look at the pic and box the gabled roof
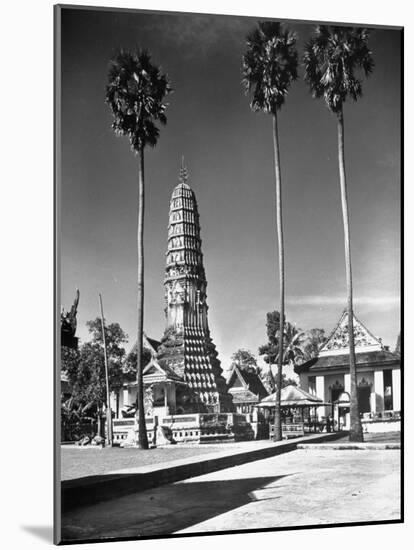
[295,310,400,375]
[142,358,184,384]
[319,309,383,356]
[227,366,269,401]
[295,349,400,374]
[124,334,185,386]
[128,333,161,356]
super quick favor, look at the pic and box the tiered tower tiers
[156,160,232,413]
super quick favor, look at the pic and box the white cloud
[287,295,399,307]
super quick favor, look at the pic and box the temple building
[294,310,401,429]
[227,366,269,414]
[155,160,232,413]
[113,161,232,423]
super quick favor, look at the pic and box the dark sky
[60,7,401,372]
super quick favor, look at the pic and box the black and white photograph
[54,3,401,545]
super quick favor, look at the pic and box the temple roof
[294,310,400,375]
[142,359,185,385]
[318,309,383,356]
[127,333,161,356]
[295,349,400,374]
[227,366,269,402]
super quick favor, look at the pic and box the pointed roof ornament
[179,155,189,184]
[318,309,384,356]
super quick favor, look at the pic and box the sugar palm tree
[243,22,298,441]
[304,26,374,442]
[106,49,172,449]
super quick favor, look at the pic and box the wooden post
[99,293,113,447]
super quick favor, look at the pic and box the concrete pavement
[61,432,344,511]
[61,447,401,542]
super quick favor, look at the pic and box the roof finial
[179,155,189,183]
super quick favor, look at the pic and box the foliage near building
[64,318,128,435]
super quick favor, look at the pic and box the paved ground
[334,432,401,443]
[61,448,400,542]
[61,443,244,480]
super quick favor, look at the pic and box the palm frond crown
[242,21,298,114]
[105,49,172,152]
[303,25,374,114]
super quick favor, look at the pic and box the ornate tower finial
[179,155,189,183]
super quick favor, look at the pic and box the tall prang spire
[156,159,232,413]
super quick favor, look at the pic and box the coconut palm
[279,323,305,368]
[304,26,374,442]
[243,22,298,441]
[106,49,172,449]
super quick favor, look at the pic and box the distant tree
[230,349,258,374]
[243,22,298,442]
[262,370,298,394]
[61,346,80,375]
[259,312,304,415]
[123,346,152,383]
[66,319,127,436]
[304,26,373,442]
[106,49,172,449]
[302,328,327,361]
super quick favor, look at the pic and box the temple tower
[156,159,232,413]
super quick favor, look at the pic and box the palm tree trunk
[136,146,149,449]
[97,406,101,438]
[272,112,284,442]
[337,108,363,442]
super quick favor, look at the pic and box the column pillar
[370,383,376,413]
[392,369,401,412]
[110,391,117,417]
[123,387,129,407]
[164,382,169,416]
[344,373,350,394]
[374,370,384,413]
[118,387,124,413]
[342,373,351,429]
[316,376,325,420]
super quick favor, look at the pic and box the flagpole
[99,293,113,447]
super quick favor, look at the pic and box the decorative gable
[319,310,383,357]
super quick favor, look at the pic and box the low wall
[361,418,401,433]
[113,412,255,446]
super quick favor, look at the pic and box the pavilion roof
[257,384,326,408]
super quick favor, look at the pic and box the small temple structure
[226,366,269,414]
[295,310,401,431]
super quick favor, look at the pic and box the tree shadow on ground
[61,474,293,542]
